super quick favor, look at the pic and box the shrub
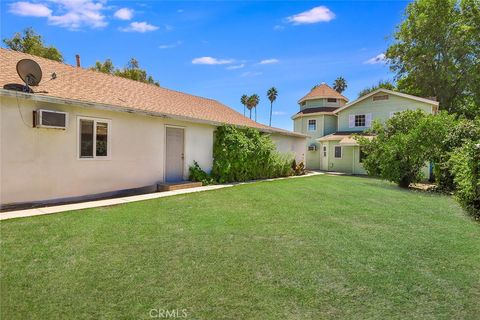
[291,160,306,176]
[433,117,480,191]
[211,125,294,183]
[188,161,215,185]
[357,110,452,188]
[449,141,480,219]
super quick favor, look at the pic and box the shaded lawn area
[1,175,479,319]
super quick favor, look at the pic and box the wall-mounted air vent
[34,109,68,129]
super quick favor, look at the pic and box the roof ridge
[1,48,224,105]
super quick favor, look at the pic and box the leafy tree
[248,94,260,122]
[3,27,63,62]
[386,0,480,118]
[357,110,451,188]
[91,59,115,74]
[358,80,396,98]
[332,77,347,94]
[115,58,159,86]
[91,58,160,86]
[240,94,248,117]
[267,87,278,126]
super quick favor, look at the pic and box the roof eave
[0,89,305,138]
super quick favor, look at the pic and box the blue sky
[1,1,408,130]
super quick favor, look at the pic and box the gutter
[0,89,306,138]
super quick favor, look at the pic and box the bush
[188,161,214,185]
[211,125,294,183]
[291,160,306,176]
[433,118,480,191]
[449,141,480,219]
[358,110,451,188]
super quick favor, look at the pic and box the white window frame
[323,145,327,157]
[77,116,112,160]
[334,145,342,159]
[308,119,317,132]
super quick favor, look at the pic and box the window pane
[355,115,365,127]
[308,120,316,131]
[96,122,108,157]
[335,146,342,158]
[359,148,366,163]
[80,120,94,158]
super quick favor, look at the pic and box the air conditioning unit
[34,109,68,129]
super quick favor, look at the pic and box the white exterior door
[321,144,328,170]
[165,127,184,182]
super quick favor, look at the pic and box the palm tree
[267,87,278,126]
[333,77,347,94]
[240,94,248,117]
[249,94,260,122]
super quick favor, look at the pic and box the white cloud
[192,57,234,65]
[272,111,287,116]
[273,25,284,31]
[159,41,182,49]
[259,59,279,65]
[364,53,386,64]
[9,0,108,29]
[9,2,51,17]
[241,71,262,77]
[120,21,159,32]
[287,6,335,25]
[114,8,133,20]
[226,64,245,70]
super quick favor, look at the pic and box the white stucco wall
[270,133,306,165]
[0,96,214,205]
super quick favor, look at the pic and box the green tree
[357,110,451,188]
[115,58,159,86]
[249,94,260,122]
[91,59,115,74]
[386,0,480,118]
[358,80,396,98]
[267,87,278,126]
[332,77,347,94]
[240,94,248,117]
[91,58,160,86]
[3,27,63,62]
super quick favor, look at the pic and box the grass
[1,175,479,319]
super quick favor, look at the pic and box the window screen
[80,119,94,158]
[355,115,366,127]
[334,146,342,158]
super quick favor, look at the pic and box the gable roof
[298,83,348,103]
[333,88,439,114]
[0,49,305,137]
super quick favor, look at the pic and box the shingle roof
[298,83,348,103]
[0,49,304,137]
[295,107,339,115]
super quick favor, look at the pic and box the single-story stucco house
[0,49,306,209]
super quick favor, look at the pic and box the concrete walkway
[1,171,322,221]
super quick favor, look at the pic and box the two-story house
[292,83,439,175]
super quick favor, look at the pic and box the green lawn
[1,175,479,319]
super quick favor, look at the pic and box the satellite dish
[16,59,42,86]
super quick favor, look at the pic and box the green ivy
[211,125,294,183]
